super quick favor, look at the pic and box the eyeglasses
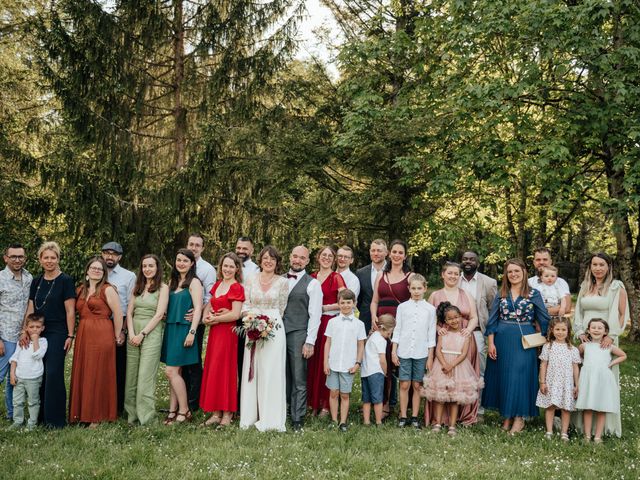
[7,255,26,261]
[319,254,334,259]
[336,255,351,260]
[88,266,104,272]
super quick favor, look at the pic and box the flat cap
[101,241,123,254]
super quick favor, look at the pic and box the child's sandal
[593,437,602,444]
[447,427,457,437]
[431,424,441,433]
[544,431,553,440]
[561,433,569,442]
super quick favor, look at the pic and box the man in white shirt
[282,245,323,430]
[336,246,360,301]
[355,239,387,334]
[101,241,136,415]
[527,247,572,316]
[459,250,498,416]
[235,236,260,282]
[183,233,216,411]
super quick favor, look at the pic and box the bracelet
[67,335,75,339]
[141,331,147,337]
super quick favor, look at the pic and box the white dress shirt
[287,271,323,345]
[196,257,217,304]
[459,271,479,301]
[338,269,361,300]
[361,330,386,377]
[391,299,437,359]
[9,338,48,379]
[242,259,260,283]
[108,264,136,315]
[370,262,386,290]
[528,276,570,297]
[325,315,367,372]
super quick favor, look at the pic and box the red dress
[424,288,481,426]
[200,281,245,412]
[376,272,412,405]
[307,271,345,410]
[69,284,117,423]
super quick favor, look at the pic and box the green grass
[1,340,638,479]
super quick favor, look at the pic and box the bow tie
[287,273,298,279]
[341,316,353,321]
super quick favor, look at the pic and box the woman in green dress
[160,249,203,424]
[124,254,169,425]
[573,252,629,438]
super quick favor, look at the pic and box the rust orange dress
[307,271,346,410]
[69,284,117,423]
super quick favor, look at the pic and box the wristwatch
[141,331,147,338]
[189,329,196,335]
[355,361,362,366]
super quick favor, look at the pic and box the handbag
[509,295,548,349]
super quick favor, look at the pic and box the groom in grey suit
[282,246,323,431]
[459,251,497,415]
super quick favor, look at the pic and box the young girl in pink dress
[422,302,483,436]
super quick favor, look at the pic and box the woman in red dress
[200,253,245,427]
[370,239,413,418]
[307,246,346,415]
[69,256,124,427]
[426,261,481,426]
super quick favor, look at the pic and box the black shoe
[398,417,408,427]
[292,421,303,432]
[339,423,348,432]
[410,417,421,429]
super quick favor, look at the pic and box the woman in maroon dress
[200,253,245,427]
[69,256,124,427]
[370,239,412,418]
[307,246,346,415]
[426,261,481,426]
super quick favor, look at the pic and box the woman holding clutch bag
[482,258,550,435]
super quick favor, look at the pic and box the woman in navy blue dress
[482,258,550,435]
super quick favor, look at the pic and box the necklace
[34,275,57,310]
[259,273,275,286]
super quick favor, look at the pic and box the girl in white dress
[239,246,289,432]
[535,317,581,441]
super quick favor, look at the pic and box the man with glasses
[101,241,136,415]
[336,246,360,301]
[0,244,32,420]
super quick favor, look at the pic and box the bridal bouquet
[234,313,281,381]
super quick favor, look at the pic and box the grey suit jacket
[355,264,374,326]
[473,272,498,333]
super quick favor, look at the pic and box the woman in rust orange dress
[69,256,123,427]
[370,239,413,418]
[426,261,481,426]
[307,246,346,415]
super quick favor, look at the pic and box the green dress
[124,289,164,425]
[161,288,198,367]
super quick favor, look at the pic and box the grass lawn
[1,340,638,479]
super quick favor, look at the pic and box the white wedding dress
[239,275,289,432]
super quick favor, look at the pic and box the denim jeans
[13,376,42,427]
[0,339,17,418]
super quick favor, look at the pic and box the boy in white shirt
[9,314,48,430]
[361,313,395,425]
[391,274,437,428]
[323,289,367,432]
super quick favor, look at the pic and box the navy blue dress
[482,289,550,418]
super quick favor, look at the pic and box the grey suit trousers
[286,329,308,422]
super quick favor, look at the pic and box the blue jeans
[0,339,17,418]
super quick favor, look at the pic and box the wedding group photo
[2,0,639,479]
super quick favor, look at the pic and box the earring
[85,275,89,281]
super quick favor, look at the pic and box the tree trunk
[173,0,186,169]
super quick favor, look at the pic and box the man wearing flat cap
[101,241,136,415]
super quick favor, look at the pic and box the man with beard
[527,247,572,315]
[355,239,387,334]
[101,242,136,415]
[0,244,32,421]
[235,237,259,282]
[283,245,322,431]
[459,250,497,416]
[336,246,360,301]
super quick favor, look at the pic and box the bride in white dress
[239,246,289,432]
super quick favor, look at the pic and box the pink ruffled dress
[423,331,484,405]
